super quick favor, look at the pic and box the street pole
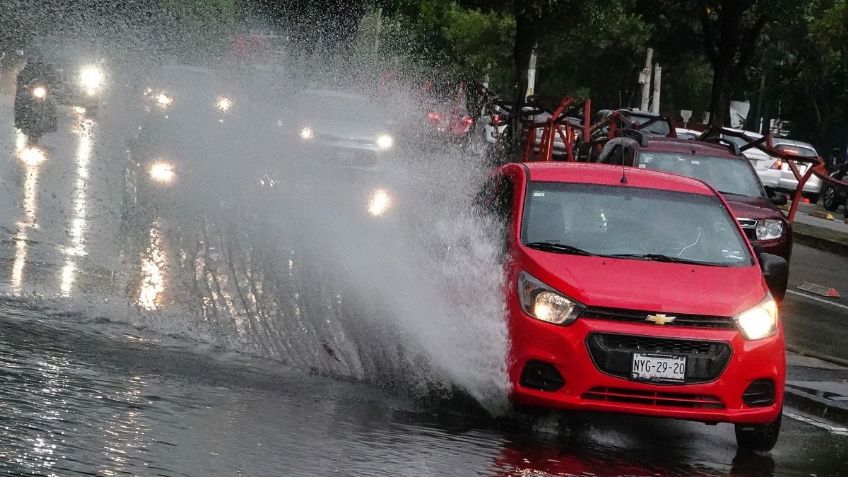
[373,7,382,54]
[651,64,662,114]
[526,45,537,98]
[639,48,653,112]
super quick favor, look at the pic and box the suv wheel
[822,185,840,211]
[735,409,781,451]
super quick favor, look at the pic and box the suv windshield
[522,182,752,267]
[636,152,765,198]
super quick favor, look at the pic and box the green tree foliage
[767,0,848,146]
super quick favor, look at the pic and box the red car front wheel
[734,406,782,451]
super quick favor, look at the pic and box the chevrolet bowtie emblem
[646,314,676,325]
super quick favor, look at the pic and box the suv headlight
[755,219,784,241]
[518,272,584,325]
[734,293,778,340]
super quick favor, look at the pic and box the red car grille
[580,306,736,330]
[582,387,725,409]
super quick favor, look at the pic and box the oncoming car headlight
[79,65,104,94]
[216,96,233,112]
[518,272,584,325]
[299,127,314,140]
[734,293,778,340]
[32,85,47,99]
[376,134,394,150]
[148,161,176,184]
[367,188,391,217]
[755,219,784,241]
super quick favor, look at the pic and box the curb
[786,344,848,368]
[784,385,848,425]
[792,229,848,257]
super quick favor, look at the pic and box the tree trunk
[708,58,733,127]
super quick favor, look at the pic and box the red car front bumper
[509,306,785,425]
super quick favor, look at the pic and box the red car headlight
[518,272,584,325]
[734,293,778,340]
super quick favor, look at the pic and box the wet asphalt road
[0,90,847,476]
[783,244,848,363]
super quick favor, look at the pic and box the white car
[771,139,823,202]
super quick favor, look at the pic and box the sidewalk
[786,353,848,425]
[784,201,848,256]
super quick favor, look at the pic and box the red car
[478,162,787,451]
[595,135,792,279]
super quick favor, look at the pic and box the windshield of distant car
[522,182,752,267]
[636,152,765,198]
[627,114,671,136]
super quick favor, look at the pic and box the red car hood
[724,196,785,221]
[520,250,767,317]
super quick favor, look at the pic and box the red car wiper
[606,253,723,266]
[525,242,595,256]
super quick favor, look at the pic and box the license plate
[631,353,686,383]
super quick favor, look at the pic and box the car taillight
[770,159,783,170]
[461,116,473,125]
[491,114,501,126]
[426,111,440,121]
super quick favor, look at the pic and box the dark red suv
[594,134,792,280]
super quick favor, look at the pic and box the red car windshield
[636,152,765,198]
[521,182,752,267]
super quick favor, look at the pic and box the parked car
[771,139,823,203]
[476,162,787,451]
[594,134,793,270]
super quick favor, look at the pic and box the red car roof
[516,162,716,196]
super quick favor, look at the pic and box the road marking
[786,290,848,311]
[784,409,848,435]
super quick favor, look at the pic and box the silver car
[772,139,822,202]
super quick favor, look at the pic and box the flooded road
[3,302,848,476]
[1,82,847,476]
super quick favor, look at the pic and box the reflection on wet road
[0,96,846,475]
[59,114,93,297]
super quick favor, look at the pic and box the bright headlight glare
[149,161,176,184]
[367,188,391,217]
[154,92,173,109]
[216,96,233,112]
[755,219,784,241]
[518,272,583,325]
[734,294,778,340]
[32,86,47,99]
[79,65,104,92]
[300,127,314,140]
[376,134,394,150]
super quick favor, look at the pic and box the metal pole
[526,46,537,98]
[651,64,662,114]
[639,48,653,112]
